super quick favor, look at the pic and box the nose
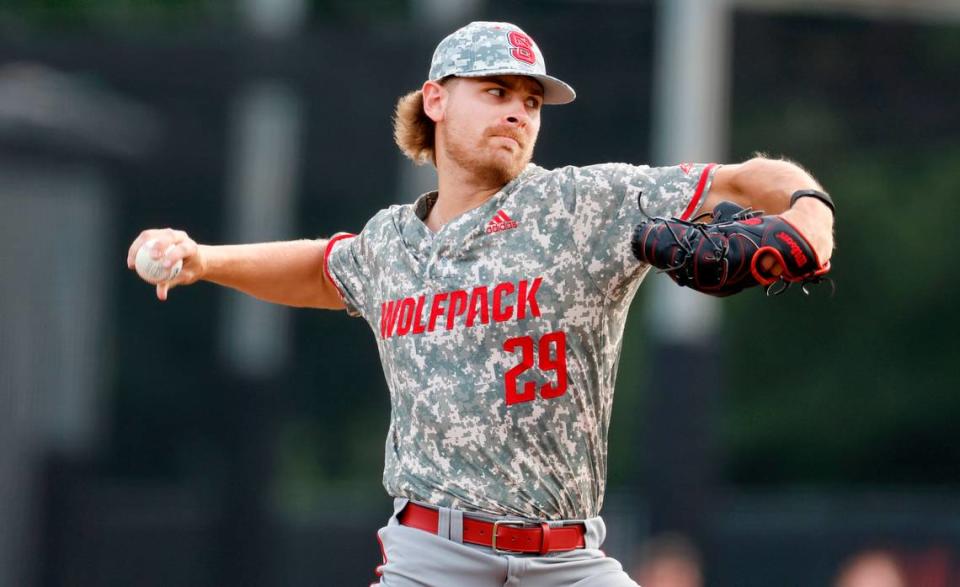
[503,98,530,127]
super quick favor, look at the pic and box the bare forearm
[201,239,344,309]
[717,157,822,215]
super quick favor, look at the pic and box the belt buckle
[491,519,535,554]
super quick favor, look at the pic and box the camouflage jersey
[324,161,717,521]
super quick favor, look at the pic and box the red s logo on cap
[508,31,536,65]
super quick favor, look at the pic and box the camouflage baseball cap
[428,21,576,105]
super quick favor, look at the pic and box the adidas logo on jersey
[485,210,519,234]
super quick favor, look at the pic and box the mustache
[485,126,525,148]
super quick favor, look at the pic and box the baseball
[135,239,182,284]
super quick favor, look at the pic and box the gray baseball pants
[370,498,639,587]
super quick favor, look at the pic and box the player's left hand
[775,196,834,266]
[630,200,832,296]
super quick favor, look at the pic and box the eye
[525,97,542,109]
[487,88,505,97]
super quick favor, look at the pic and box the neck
[426,158,514,232]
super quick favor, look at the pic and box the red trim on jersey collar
[679,163,717,221]
[323,232,357,301]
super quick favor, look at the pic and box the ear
[422,80,448,123]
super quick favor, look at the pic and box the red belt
[398,502,586,555]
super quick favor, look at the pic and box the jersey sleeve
[323,206,401,320]
[323,232,366,318]
[568,162,718,300]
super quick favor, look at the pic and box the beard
[441,122,534,187]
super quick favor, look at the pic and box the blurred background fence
[1,0,959,585]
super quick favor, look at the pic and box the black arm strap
[790,189,835,215]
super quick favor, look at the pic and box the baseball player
[128,21,834,587]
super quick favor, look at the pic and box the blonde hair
[393,89,436,165]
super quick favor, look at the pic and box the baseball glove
[631,201,831,296]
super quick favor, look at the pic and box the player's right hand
[127,228,205,302]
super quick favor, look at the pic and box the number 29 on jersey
[502,331,568,406]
